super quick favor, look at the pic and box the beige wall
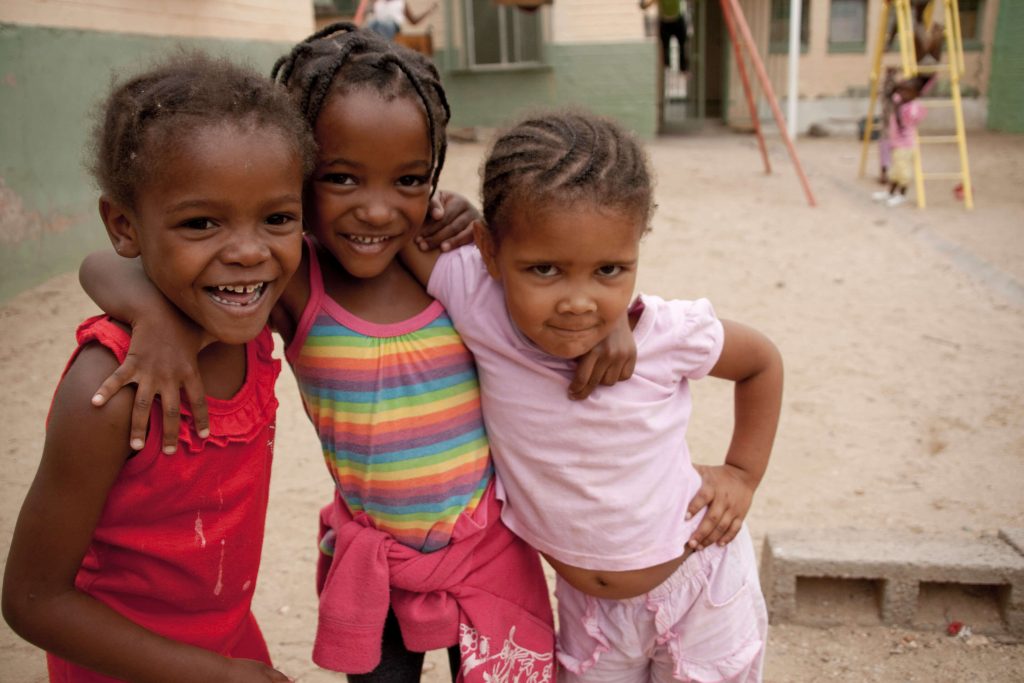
[318,1,650,56]
[727,0,998,125]
[552,0,647,44]
[763,0,999,98]
[1,0,314,41]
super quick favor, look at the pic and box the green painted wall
[987,1,1024,133]
[1,26,657,302]
[0,24,295,302]
[440,41,658,138]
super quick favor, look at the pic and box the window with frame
[463,0,544,69]
[958,0,985,50]
[769,0,810,54]
[828,0,867,52]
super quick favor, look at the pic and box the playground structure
[858,0,974,209]
[711,0,818,207]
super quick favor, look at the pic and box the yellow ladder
[858,0,974,209]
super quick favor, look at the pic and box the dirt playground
[2,130,1023,681]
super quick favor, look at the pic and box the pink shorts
[555,526,767,683]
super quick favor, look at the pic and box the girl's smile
[339,232,402,256]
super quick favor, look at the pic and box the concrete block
[760,528,1024,635]
[999,529,1024,634]
[881,577,919,625]
[1000,528,1024,557]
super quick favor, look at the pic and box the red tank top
[46,316,280,682]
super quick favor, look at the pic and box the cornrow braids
[481,110,654,242]
[271,23,451,193]
[89,50,316,209]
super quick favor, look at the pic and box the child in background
[877,66,899,185]
[80,26,630,683]
[2,53,315,682]
[402,110,783,682]
[873,78,926,207]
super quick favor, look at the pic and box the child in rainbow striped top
[80,26,634,683]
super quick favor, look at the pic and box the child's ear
[98,196,141,258]
[472,220,501,281]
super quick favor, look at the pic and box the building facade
[1,0,1015,299]
[1,1,313,299]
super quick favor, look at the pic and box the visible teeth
[216,283,264,294]
[347,234,389,244]
[210,282,266,307]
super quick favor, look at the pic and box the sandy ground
[2,130,1023,682]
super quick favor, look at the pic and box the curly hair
[481,109,654,242]
[90,50,316,209]
[271,23,450,193]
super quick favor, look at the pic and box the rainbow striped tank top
[286,248,492,552]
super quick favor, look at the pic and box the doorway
[657,0,729,134]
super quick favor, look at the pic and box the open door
[658,0,729,134]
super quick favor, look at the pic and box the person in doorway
[642,0,689,73]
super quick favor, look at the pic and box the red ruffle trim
[76,316,280,453]
[178,327,280,453]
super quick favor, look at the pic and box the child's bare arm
[1,348,290,683]
[400,194,479,289]
[79,251,207,454]
[686,320,783,549]
[415,190,479,253]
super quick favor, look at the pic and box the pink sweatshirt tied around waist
[312,482,556,682]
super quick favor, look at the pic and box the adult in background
[642,0,689,73]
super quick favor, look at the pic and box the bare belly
[544,547,695,600]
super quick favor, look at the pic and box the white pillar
[786,0,801,137]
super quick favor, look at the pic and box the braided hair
[481,110,654,242]
[90,50,315,209]
[271,23,451,193]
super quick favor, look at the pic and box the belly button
[595,576,609,587]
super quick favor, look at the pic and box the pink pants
[555,526,766,683]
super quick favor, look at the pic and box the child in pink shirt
[872,77,927,208]
[402,110,783,682]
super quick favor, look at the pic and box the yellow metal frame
[857,0,974,209]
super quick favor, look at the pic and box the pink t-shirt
[888,98,926,150]
[428,247,725,571]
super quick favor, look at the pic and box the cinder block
[760,528,1024,635]
[881,577,919,625]
[999,529,1024,634]
[1000,528,1024,557]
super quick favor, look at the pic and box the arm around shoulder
[79,249,209,454]
[400,233,444,288]
[80,251,171,328]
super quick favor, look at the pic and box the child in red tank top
[2,52,315,682]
